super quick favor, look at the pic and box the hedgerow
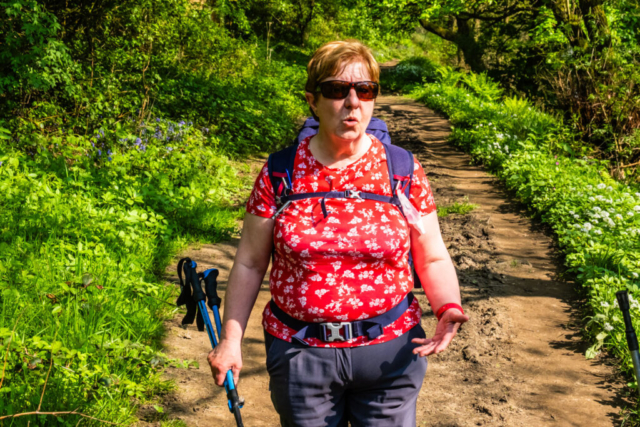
[409,62,640,393]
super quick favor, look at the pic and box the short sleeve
[408,159,436,216]
[246,162,277,218]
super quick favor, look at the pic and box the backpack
[267,116,423,288]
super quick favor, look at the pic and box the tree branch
[418,18,456,41]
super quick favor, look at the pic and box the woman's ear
[305,92,319,121]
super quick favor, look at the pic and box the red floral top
[247,135,437,347]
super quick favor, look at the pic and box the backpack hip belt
[269,292,415,345]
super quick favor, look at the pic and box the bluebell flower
[187,121,193,126]
[135,138,142,145]
[156,118,161,122]
[108,156,112,162]
[100,129,104,136]
[0,161,3,166]
[98,149,102,156]
[91,142,95,147]
[178,120,186,126]
[166,146,173,152]
[107,149,112,155]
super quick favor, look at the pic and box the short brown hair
[305,39,380,94]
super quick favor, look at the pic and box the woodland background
[1,0,640,425]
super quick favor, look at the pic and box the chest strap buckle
[345,190,363,200]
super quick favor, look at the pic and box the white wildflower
[604,323,614,332]
[633,272,639,279]
[601,301,610,308]
[597,183,606,190]
[594,229,602,235]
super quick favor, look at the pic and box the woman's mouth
[343,118,358,126]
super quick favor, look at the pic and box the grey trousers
[264,324,428,427]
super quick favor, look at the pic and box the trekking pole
[616,290,640,397]
[184,261,245,426]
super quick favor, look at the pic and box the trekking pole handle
[203,268,222,308]
[185,260,206,303]
[616,290,640,397]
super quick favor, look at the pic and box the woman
[208,39,469,426]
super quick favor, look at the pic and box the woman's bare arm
[208,212,274,386]
[409,210,469,356]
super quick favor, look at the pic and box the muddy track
[140,96,628,426]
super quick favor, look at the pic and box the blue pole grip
[213,306,223,340]
[197,301,241,413]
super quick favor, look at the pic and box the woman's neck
[309,129,372,169]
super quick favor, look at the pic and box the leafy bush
[381,56,439,92]
[411,68,640,394]
[0,121,248,424]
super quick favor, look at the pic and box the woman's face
[306,61,376,142]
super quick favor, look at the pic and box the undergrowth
[405,58,640,418]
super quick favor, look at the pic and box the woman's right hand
[208,339,243,387]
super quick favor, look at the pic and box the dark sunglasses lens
[355,82,378,99]
[321,82,350,99]
[319,81,379,99]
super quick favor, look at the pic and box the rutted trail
[147,96,626,426]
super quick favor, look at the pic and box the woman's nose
[344,87,360,109]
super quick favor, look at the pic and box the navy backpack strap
[267,143,298,205]
[296,117,320,144]
[367,117,391,145]
[382,143,414,200]
[382,144,423,289]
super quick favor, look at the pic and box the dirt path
[145,96,628,426]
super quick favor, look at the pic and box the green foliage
[0,0,77,97]
[381,56,439,92]
[410,68,640,400]
[0,122,247,424]
[0,0,308,156]
[437,198,477,217]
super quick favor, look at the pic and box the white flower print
[347,297,363,308]
[310,241,326,250]
[315,289,329,298]
[360,284,374,292]
[369,298,385,307]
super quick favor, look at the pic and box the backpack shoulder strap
[367,117,391,145]
[382,143,414,200]
[383,144,423,289]
[267,143,298,205]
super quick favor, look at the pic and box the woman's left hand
[411,309,470,357]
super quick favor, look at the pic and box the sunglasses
[316,80,379,100]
